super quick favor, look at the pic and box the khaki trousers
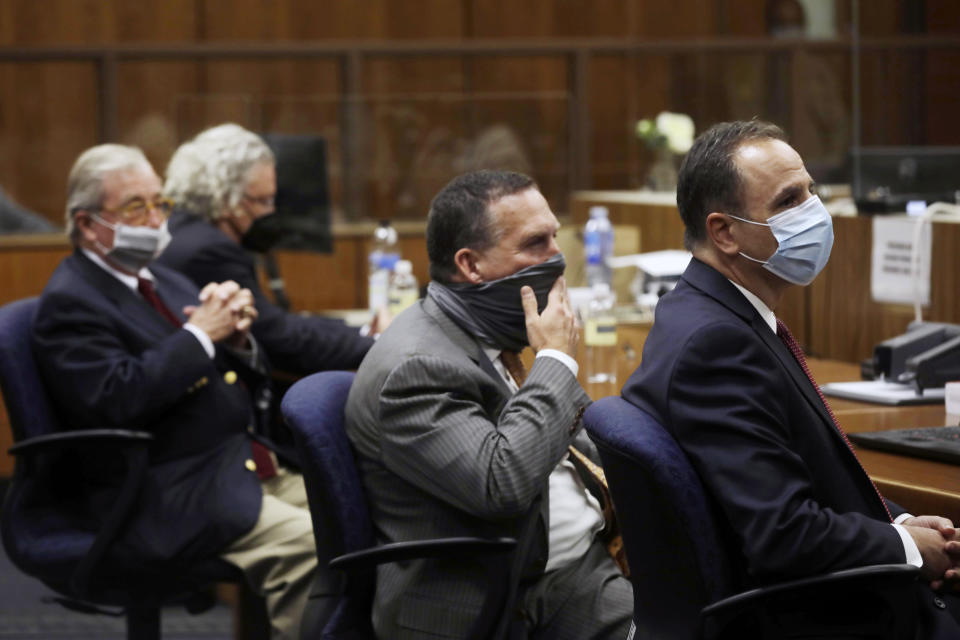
[220,467,316,640]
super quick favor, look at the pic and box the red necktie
[776,319,893,522]
[137,277,183,327]
[138,277,277,480]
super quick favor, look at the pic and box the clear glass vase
[646,147,678,192]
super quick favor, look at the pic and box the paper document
[821,380,945,406]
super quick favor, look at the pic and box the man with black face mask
[159,123,382,378]
[345,171,634,640]
[622,120,960,637]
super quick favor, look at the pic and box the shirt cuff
[536,349,578,377]
[892,523,923,567]
[183,323,215,359]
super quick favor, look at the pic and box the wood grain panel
[199,0,463,40]
[469,0,632,38]
[926,0,960,34]
[0,61,99,224]
[635,0,716,37]
[925,50,960,145]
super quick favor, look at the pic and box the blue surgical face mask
[728,195,834,286]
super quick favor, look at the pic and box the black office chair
[280,370,523,640]
[584,395,921,640]
[0,297,267,640]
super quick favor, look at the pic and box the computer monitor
[852,146,960,214]
[259,133,333,252]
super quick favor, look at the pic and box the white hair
[64,144,153,240]
[163,123,274,221]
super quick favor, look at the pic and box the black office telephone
[863,322,960,393]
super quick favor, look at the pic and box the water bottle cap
[589,206,609,218]
[395,260,412,275]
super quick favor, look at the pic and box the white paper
[821,380,944,406]
[870,216,931,306]
[607,250,691,277]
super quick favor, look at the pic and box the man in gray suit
[346,171,633,639]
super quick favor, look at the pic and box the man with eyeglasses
[159,123,383,383]
[32,143,317,639]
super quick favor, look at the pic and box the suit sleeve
[377,354,590,519]
[33,292,218,429]
[196,242,374,374]
[666,322,905,582]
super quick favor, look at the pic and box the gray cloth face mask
[92,214,172,273]
[427,253,567,352]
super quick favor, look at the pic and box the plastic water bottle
[584,206,614,288]
[388,260,419,316]
[368,220,399,312]
[584,282,618,398]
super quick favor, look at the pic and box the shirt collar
[81,247,154,293]
[728,280,777,333]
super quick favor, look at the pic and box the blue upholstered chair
[0,297,265,640]
[584,395,921,640]
[281,370,520,640]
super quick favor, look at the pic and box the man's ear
[452,247,484,283]
[73,211,98,244]
[704,212,740,257]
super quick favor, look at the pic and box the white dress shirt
[483,346,605,573]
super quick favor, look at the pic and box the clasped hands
[183,280,258,346]
[904,515,960,590]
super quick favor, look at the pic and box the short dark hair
[426,170,537,283]
[676,120,786,249]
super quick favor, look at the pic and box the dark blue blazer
[622,257,960,636]
[32,250,263,569]
[158,210,373,375]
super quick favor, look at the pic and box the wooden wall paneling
[271,241,363,311]
[468,0,633,38]
[116,61,203,174]
[470,55,568,210]
[924,50,960,145]
[634,0,717,38]
[0,61,99,224]
[720,0,768,36]
[589,55,632,191]
[198,0,463,41]
[788,50,851,176]
[0,238,71,305]
[0,0,115,45]
[360,56,467,220]
[113,0,199,42]
[926,0,960,34]
[857,0,902,37]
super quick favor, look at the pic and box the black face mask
[427,253,567,352]
[241,213,285,253]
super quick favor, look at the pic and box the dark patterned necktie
[776,319,893,522]
[137,277,182,327]
[500,349,629,575]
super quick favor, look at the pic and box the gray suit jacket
[345,295,591,639]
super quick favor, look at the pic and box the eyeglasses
[242,193,275,209]
[94,197,175,225]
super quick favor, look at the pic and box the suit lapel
[72,251,179,342]
[421,295,513,399]
[682,258,846,448]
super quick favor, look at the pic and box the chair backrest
[280,370,373,638]
[584,396,739,640]
[0,297,60,441]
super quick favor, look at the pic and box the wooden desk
[811,359,960,523]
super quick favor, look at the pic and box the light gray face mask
[92,215,171,273]
[728,195,834,286]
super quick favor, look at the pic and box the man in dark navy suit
[158,123,382,378]
[622,120,960,638]
[33,143,315,640]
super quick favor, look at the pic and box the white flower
[655,111,695,154]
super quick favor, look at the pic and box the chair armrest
[328,537,516,572]
[699,563,921,640]
[8,428,153,456]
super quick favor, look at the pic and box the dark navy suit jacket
[32,250,263,569]
[158,210,373,376]
[622,257,960,636]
